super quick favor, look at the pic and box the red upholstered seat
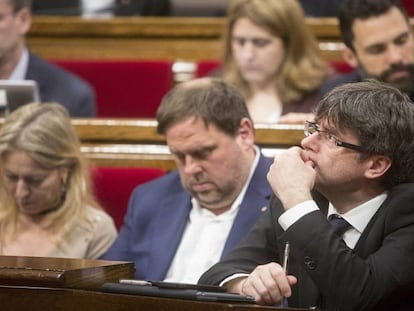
[329,61,353,74]
[91,166,165,230]
[402,0,414,16]
[53,60,173,118]
[195,60,222,78]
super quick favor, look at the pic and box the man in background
[321,0,414,100]
[1,0,95,116]
[102,77,273,283]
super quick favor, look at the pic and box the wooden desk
[28,16,343,62]
[72,118,305,170]
[0,285,306,311]
[0,255,134,290]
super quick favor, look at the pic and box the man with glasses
[199,79,414,311]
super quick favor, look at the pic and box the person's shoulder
[320,70,361,97]
[84,205,116,226]
[27,52,93,92]
[131,171,183,195]
[387,183,414,200]
[380,183,414,221]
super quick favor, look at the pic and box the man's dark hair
[339,0,408,50]
[316,79,414,188]
[156,78,252,137]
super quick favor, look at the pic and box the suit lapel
[146,191,192,280]
[222,155,273,256]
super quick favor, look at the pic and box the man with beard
[321,0,414,99]
[199,80,414,311]
[101,77,273,283]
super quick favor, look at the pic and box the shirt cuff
[219,273,249,287]
[278,200,319,230]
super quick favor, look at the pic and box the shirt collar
[9,48,29,80]
[328,192,388,234]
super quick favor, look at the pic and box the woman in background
[222,0,332,124]
[0,103,117,259]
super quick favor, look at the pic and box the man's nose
[387,44,404,64]
[183,155,202,175]
[301,131,320,151]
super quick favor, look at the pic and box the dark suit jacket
[298,0,343,17]
[101,153,273,280]
[199,183,414,311]
[320,70,414,101]
[26,52,96,117]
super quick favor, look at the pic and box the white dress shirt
[163,146,261,283]
[221,191,388,286]
[279,192,388,248]
[8,48,28,80]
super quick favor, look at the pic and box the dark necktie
[329,214,352,236]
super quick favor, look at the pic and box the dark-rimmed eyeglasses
[304,121,366,153]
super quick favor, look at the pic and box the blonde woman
[222,0,332,123]
[0,103,117,258]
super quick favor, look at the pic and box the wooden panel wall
[27,16,343,62]
[72,118,304,170]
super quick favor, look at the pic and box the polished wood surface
[0,117,304,170]
[72,118,304,170]
[0,285,306,311]
[27,16,343,62]
[0,256,134,290]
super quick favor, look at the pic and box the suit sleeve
[199,195,285,285]
[285,184,414,311]
[99,188,140,260]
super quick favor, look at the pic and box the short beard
[359,63,414,95]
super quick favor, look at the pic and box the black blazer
[199,183,414,311]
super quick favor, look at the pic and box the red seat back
[53,60,173,118]
[91,166,165,230]
[195,60,221,78]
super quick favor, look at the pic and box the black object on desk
[101,282,255,303]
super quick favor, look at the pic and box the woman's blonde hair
[223,0,331,103]
[0,102,100,245]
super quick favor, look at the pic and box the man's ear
[364,155,392,180]
[238,117,255,146]
[342,46,358,69]
[16,7,32,36]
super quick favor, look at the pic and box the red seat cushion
[53,60,173,118]
[91,166,165,230]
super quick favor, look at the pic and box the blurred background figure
[0,103,117,259]
[298,0,343,17]
[32,0,171,17]
[0,0,96,117]
[221,0,332,124]
[321,0,414,101]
